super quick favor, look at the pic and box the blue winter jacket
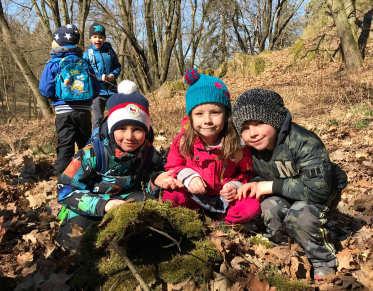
[83,42,121,97]
[39,46,98,114]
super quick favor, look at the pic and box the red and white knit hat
[106,92,150,134]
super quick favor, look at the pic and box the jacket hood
[276,110,292,145]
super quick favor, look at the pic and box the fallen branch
[110,241,150,291]
[147,226,182,252]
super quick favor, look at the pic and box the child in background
[232,88,347,280]
[56,92,182,251]
[83,22,122,128]
[39,24,97,175]
[162,69,260,224]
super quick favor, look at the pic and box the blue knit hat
[184,69,231,115]
[53,24,80,47]
[106,92,150,134]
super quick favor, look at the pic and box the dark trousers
[55,110,91,175]
[261,196,336,268]
[91,96,108,129]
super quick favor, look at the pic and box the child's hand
[237,181,273,200]
[220,183,237,202]
[107,74,115,82]
[187,177,207,194]
[105,199,126,212]
[154,170,183,190]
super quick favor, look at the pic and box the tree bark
[327,0,363,70]
[0,2,52,118]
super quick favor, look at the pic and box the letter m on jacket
[275,161,297,178]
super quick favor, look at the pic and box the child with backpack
[232,88,348,280]
[162,69,260,224]
[39,24,98,176]
[56,92,182,251]
[83,22,122,128]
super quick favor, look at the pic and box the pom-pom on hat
[118,80,138,94]
[89,22,106,37]
[232,88,288,132]
[184,68,231,115]
[106,92,150,134]
[53,24,80,47]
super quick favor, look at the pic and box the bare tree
[0,1,52,118]
[326,0,363,70]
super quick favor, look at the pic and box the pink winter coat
[165,132,253,194]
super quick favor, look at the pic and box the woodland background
[0,0,372,290]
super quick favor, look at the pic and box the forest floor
[0,48,372,290]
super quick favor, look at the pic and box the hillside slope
[0,47,372,290]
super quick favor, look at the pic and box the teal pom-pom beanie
[184,69,231,115]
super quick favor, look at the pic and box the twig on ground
[111,241,150,291]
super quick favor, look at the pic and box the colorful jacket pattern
[57,127,163,219]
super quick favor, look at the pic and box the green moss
[291,39,305,60]
[250,57,266,76]
[259,266,311,291]
[327,119,339,126]
[355,118,370,129]
[159,239,222,284]
[101,265,156,291]
[248,234,272,248]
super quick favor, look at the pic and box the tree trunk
[327,0,363,70]
[78,0,91,49]
[0,2,52,118]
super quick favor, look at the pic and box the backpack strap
[88,48,98,72]
[91,120,110,174]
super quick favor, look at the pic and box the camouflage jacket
[251,113,346,204]
[57,132,164,217]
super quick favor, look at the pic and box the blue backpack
[55,55,95,101]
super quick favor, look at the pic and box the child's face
[90,34,105,49]
[241,121,277,151]
[113,124,146,152]
[191,103,225,145]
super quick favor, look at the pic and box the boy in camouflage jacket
[56,92,182,251]
[232,88,347,280]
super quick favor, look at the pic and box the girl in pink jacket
[162,69,260,224]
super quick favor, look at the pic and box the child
[232,88,347,280]
[56,92,182,251]
[162,69,260,224]
[39,24,97,176]
[83,22,122,128]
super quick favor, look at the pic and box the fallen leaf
[16,252,34,266]
[336,249,357,271]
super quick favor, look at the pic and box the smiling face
[90,34,105,49]
[113,124,146,152]
[190,103,226,146]
[240,120,277,151]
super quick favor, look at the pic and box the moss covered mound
[72,200,222,290]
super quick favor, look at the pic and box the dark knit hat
[232,88,288,132]
[53,24,80,47]
[106,92,150,134]
[184,69,231,115]
[89,22,106,37]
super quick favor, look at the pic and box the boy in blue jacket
[39,24,98,175]
[56,92,182,252]
[83,23,122,128]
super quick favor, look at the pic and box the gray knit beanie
[232,88,288,132]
